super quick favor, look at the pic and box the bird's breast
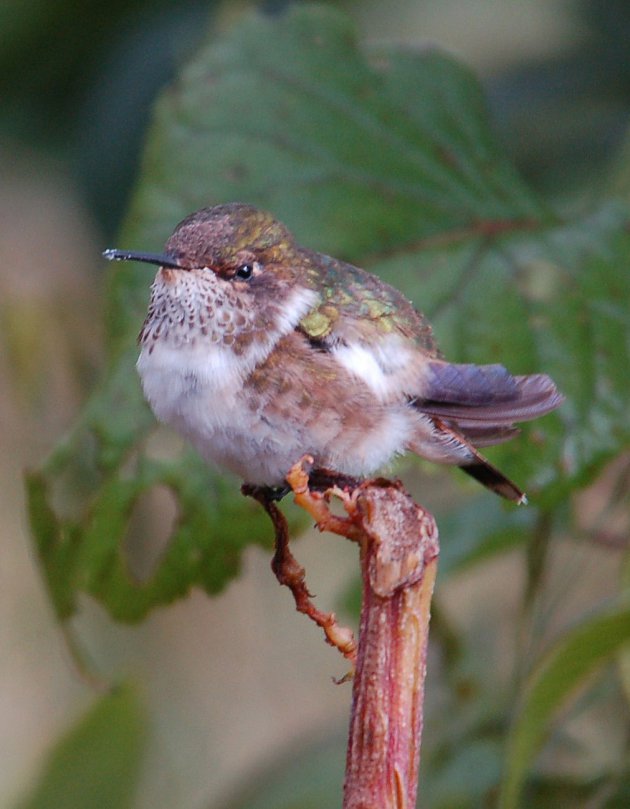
[137,339,246,430]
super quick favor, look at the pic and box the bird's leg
[241,482,291,502]
[242,475,357,667]
[285,458,363,543]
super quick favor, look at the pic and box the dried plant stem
[244,457,439,809]
[344,484,438,809]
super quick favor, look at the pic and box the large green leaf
[16,684,146,809]
[27,4,630,622]
[119,7,547,261]
[498,603,630,809]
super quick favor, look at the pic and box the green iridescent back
[297,250,439,356]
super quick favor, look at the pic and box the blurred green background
[2,1,630,808]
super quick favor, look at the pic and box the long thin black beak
[102,249,182,269]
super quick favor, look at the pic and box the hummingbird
[104,203,563,503]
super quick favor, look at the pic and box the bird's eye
[234,262,258,281]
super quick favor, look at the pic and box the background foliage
[4,2,630,808]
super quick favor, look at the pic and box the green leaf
[121,5,547,263]
[425,738,503,808]
[435,496,536,577]
[27,4,630,622]
[26,451,282,622]
[498,603,630,809]
[512,775,609,808]
[16,684,147,809]
[602,768,630,808]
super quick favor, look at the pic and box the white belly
[137,341,305,483]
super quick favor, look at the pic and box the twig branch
[341,477,439,809]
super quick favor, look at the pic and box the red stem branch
[344,483,438,808]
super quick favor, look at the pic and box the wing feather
[419,363,564,423]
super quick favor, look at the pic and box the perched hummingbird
[104,203,563,503]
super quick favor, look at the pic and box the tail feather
[460,458,527,504]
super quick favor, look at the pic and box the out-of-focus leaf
[602,768,630,808]
[26,451,274,621]
[27,4,630,622]
[515,775,609,808]
[424,738,503,808]
[499,603,630,809]
[217,732,346,809]
[16,684,146,809]
[435,496,537,577]
[120,5,547,267]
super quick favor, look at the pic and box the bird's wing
[297,252,439,352]
[418,362,564,424]
[297,253,440,402]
